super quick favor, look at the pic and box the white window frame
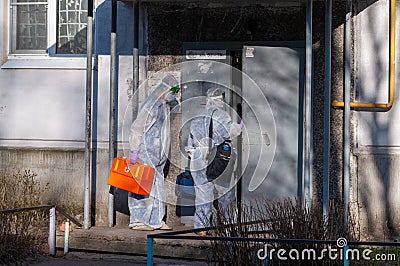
[10,0,49,54]
[2,0,88,69]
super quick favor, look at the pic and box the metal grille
[11,0,48,52]
[57,0,88,54]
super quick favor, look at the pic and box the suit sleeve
[129,109,155,151]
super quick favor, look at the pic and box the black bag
[175,170,195,217]
[206,110,237,184]
[206,140,236,182]
[109,186,130,215]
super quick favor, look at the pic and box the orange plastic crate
[107,157,155,196]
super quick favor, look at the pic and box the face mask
[165,92,175,102]
[167,98,180,109]
[163,86,180,110]
[166,91,181,110]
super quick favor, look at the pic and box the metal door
[241,45,304,202]
[181,49,232,169]
[179,49,233,225]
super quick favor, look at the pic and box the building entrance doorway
[181,42,305,209]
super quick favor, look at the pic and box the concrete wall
[0,69,86,144]
[0,1,136,226]
[351,0,400,238]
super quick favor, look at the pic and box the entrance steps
[55,225,210,260]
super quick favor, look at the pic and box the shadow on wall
[25,1,136,226]
[345,0,399,238]
[89,1,135,225]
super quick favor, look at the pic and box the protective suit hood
[206,87,225,109]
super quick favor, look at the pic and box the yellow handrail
[332,0,396,109]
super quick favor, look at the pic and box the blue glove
[130,150,138,165]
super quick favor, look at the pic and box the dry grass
[208,197,360,266]
[0,170,49,264]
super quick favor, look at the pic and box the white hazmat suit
[187,88,242,229]
[128,76,179,230]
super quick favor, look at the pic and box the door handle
[262,132,270,146]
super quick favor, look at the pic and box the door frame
[182,41,306,201]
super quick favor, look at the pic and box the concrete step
[56,225,210,260]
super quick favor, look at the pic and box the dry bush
[208,197,360,266]
[0,170,49,264]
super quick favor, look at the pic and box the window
[9,0,88,55]
[10,0,48,54]
[57,0,88,54]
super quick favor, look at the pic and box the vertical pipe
[147,237,154,266]
[305,0,313,207]
[343,0,352,232]
[343,245,349,266]
[64,221,70,254]
[323,0,332,218]
[84,0,94,230]
[49,207,56,256]
[133,0,139,121]
[108,0,118,227]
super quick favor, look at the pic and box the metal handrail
[1,205,82,255]
[0,205,82,227]
[147,227,400,266]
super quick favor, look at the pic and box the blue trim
[147,237,153,266]
[343,245,349,266]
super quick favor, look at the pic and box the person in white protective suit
[128,75,180,231]
[186,87,242,234]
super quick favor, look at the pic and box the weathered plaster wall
[351,0,400,239]
[311,1,346,205]
[0,2,136,226]
[146,3,306,71]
